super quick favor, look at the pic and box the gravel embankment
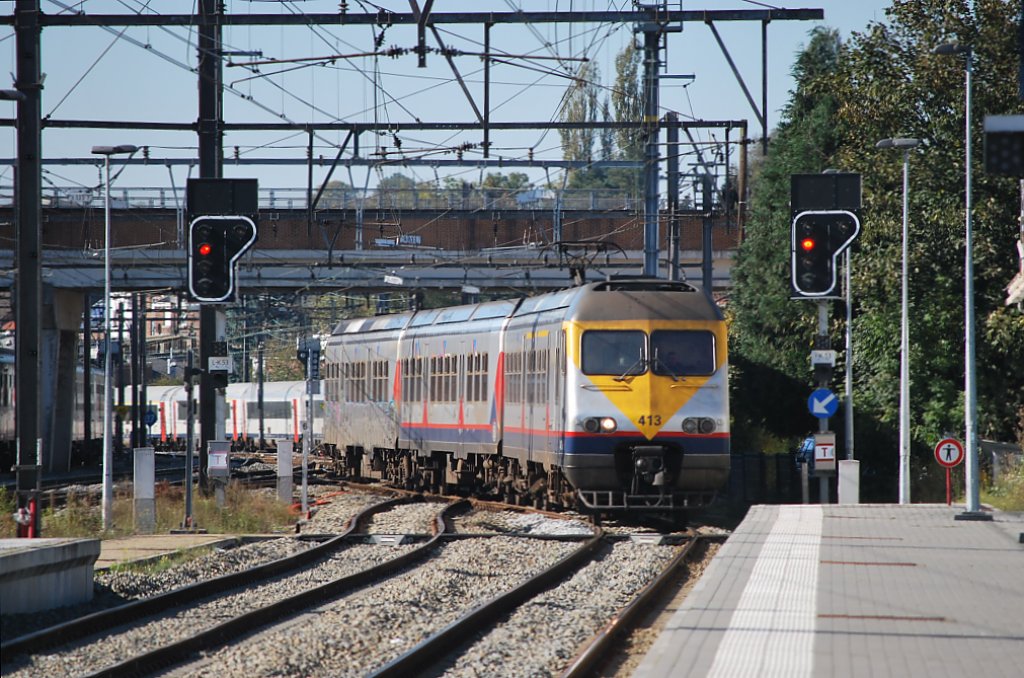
[0,487,386,641]
[432,541,679,677]
[4,495,440,678]
[183,536,580,677]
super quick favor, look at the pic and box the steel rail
[559,533,726,677]
[368,525,604,678]
[0,494,410,657]
[81,499,467,678]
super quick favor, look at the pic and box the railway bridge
[0,186,742,472]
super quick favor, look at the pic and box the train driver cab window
[581,330,646,376]
[650,330,716,376]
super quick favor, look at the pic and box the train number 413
[637,414,662,426]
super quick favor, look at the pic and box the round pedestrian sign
[934,437,964,468]
[144,409,158,427]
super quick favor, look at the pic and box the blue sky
[0,1,893,200]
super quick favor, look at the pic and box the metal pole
[257,340,265,449]
[962,48,981,516]
[102,154,113,530]
[642,29,660,277]
[844,249,854,461]
[899,148,911,504]
[183,349,194,529]
[302,344,311,517]
[702,173,713,293]
[666,113,680,281]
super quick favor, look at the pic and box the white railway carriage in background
[142,381,323,447]
[323,278,730,513]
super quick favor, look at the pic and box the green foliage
[728,1,1024,501]
[480,172,531,190]
[981,457,1024,512]
[729,27,844,452]
[558,62,601,171]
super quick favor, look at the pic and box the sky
[0,1,894,204]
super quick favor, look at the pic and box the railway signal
[187,215,257,302]
[791,209,860,297]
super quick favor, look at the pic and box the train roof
[330,278,720,336]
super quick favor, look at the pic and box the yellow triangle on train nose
[587,373,710,440]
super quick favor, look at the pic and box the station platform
[0,538,100,614]
[635,504,1024,678]
[94,533,242,569]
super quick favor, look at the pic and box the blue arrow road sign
[808,388,839,418]
[144,409,158,427]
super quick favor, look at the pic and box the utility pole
[198,0,224,491]
[666,113,680,281]
[641,26,661,277]
[13,0,43,538]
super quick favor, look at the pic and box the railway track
[3,488,725,677]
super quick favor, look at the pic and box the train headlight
[582,417,617,434]
[682,417,717,434]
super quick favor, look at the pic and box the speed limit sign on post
[934,438,964,468]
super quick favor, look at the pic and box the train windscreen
[581,330,645,376]
[650,330,716,376]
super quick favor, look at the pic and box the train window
[369,360,388,402]
[465,352,488,402]
[650,330,716,376]
[581,331,646,376]
[505,350,523,404]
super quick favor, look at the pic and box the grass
[105,546,219,575]
[0,481,297,539]
[981,458,1024,512]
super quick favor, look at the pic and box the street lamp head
[933,42,971,56]
[876,137,923,149]
[91,144,139,156]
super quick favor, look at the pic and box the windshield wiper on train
[613,356,646,382]
[652,348,680,382]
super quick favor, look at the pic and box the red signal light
[198,243,212,256]
[800,238,816,252]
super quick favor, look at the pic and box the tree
[728,0,1024,501]
[728,27,843,453]
[558,61,601,186]
[611,41,643,163]
[481,172,531,190]
[825,0,1024,466]
[317,179,353,209]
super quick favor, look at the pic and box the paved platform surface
[94,534,241,569]
[635,504,1024,678]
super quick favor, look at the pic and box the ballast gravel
[433,542,679,678]
[2,490,416,677]
[453,509,594,535]
[184,536,579,678]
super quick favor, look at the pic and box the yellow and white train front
[562,316,730,510]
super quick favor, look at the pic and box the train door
[554,328,567,466]
[456,352,465,459]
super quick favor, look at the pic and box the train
[321,278,730,513]
[0,348,107,469]
[142,381,324,448]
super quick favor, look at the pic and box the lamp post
[933,43,987,520]
[91,144,138,531]
[876,137,922,504]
